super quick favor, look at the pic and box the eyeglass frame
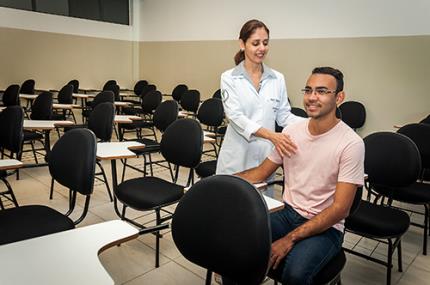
[301,87,339,96]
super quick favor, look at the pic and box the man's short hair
[312,67,344,94]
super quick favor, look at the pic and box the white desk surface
[73,93,96,99]
[19,93,38,100]
[24,120,74,130]
[0,220,138,285]
[114,115,142,124]
[263,195,284,213]
[204,135,216,143]
[52,103,80,110]
[0,159,23,171]
[203,131,216,137]
[0,106,6,112]
[114,101,131,107]
[97,141,145,160]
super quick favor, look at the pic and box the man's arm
[270,182,357,269]
[236,158,280,184]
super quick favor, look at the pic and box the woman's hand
[269,131,297,157]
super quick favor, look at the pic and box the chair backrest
[104,84,120,101]
[141,90,162,114]
[57,84,74,104]
[212,89,221,99]
[133,80,148,96]
[397,123,430,171]
[139,84,156,98]
[180,89,200,113]
[364,132,421,189]
[67,79,79,93]
[0,106,24,155]
[102,80,117,91]
[30,91,53,120]
[420,114,430,125]
[171,84,188,102]
[2,84,20,106]
[197,98,224,127]
[20,79,35,94]
[48,128,97,195]
[88,102,115,142]
[92,91,114,107]
[160,118,202,168]
[339,101,366,130]
[172,175,271,285]
[291,107,308,118]
[153,100,179,132]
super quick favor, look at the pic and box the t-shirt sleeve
[338,139,365,186]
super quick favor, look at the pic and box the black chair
[0,106,24,208]
[420,114,430,125]
[291,107,308,118]
[67,79,79,94]
[212,89,221,99]
[52,84,76,122]
[269,187,363,285]
[119,90,162,140]
[172,175,271,285]
[171,84,188,103]
[2,84,20,106]
[52,102,115,201]
[115,118,203,267]
[23,92,53,163]
[105,84,121,102]
[338,101,366,131]
[82,90,114,121]
[133,80,148,96]
[0,128,97,245]
[121,100,179,179]
[344,132,421,285]
[180,89,200,116]
[102,80,117,91]
[197,98,224,155]
[195,159,217,178]
[386,123,430,255]
[20,79,35,95]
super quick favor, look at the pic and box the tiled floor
[2,132,430,285]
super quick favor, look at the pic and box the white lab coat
[216,62,300,175]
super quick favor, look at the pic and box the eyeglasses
[301,88,337,96]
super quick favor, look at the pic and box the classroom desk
[19,93,38,101]
[0,106,6,112]
[23,120,74,164]
[52,103,80,110]
[0,159,23,171]
[114,115,142,124]
[0,220,139,285]
[96,141,145,216]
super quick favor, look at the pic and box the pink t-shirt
[268,119,365,232]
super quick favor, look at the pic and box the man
[237,67,365,285]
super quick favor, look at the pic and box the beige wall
[0,26,137,91]
[140,36,430,136]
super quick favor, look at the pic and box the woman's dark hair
[234,19,270,65]
[312,67,344,93]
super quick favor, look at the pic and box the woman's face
[240,27,269,65]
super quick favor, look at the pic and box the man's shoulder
[338,121,364,144]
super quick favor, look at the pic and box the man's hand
[269,234,296,269]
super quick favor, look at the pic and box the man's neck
[308,115,340,136]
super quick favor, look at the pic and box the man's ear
[336,91,345,106]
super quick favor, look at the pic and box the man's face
[303,73,343,119]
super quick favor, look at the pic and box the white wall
[0,1,141,41]
[140,0,430,41]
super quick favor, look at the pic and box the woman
[216,19,300,177]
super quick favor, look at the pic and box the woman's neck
[244,60,262,75]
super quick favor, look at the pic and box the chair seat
[115,176,184,210]
[376,182,430,204]
[345,201,410,238]
[0,205,74,245]
[23,130,43,140]
[195,160,217,178]
[268,249,346,284]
